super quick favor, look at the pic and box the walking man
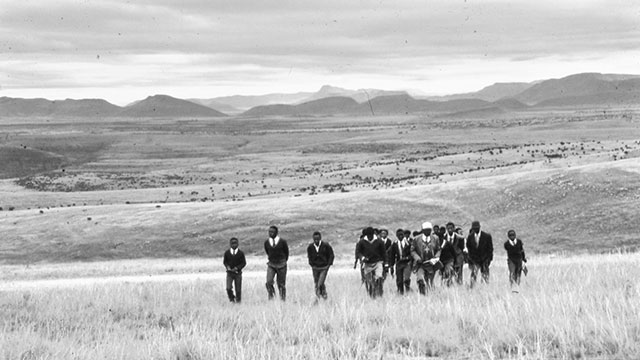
[411,222,442,295]
[355,226,388,298]
[307,231,335,301]
[264,225,289,301]
[440,222,466,286]
[504,229,527,287]
[223,237,246,303]
[388,228,412,294]
[466,220,493,287]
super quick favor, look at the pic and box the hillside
[0,97,122,117]
[243,96,360,117]
[427,82,535,102]
[119,95,227,117]
[516,73,640,105]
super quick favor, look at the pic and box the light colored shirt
[269,236,280,247]
[313,241,321,252]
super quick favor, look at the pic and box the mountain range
[2,72,640,119]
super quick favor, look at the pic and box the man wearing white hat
[410,221,442,295]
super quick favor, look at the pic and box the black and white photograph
[1,0,639,358]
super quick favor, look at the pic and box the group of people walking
[223,222,527,303]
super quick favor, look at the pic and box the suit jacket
[440,232,465,265]
[307,241,335,268]
[264,238,289,267]
[223,249,247,273]
[466,231,493,264]
[504,239,526,264]
[356,238,387,264]
[388,239,412,267]
[410,234,441,265]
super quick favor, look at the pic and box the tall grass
[1,253,639,359]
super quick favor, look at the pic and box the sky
[1,0,640,105]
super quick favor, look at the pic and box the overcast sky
[1,0,639,105]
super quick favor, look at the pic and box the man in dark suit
[388,228,412,294]
[466,220,493,287]
[264,225,289,300]
[440,222,466,286]
[307,231,335,300]
[355,226,388,298]
[504,229,527,287]
[223,237,247,303]
[410,221,442,295]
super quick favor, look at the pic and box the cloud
[1,0,639,102]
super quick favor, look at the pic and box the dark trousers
[226,272,242,303]
[508,259,523,286]
[469,260,490,288]
[266,264,287,300]
[441,260,455,287]
[415,264,437,295]
[312,267,329,299]
[395,262,411,294]
[454,254,465,285]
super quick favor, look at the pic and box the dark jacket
[466,231,493,264]
[504,239,526,264]
[307,241,335,268]
[356,238,387,264]
[223,249,247,273]
[410,234,441,263]
[440,232,465,265]
[264,238,289,266]
[388,239,412,267]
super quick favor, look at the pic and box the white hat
[421,221,432,230]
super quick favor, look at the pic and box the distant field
[0,253,638,359]
[1,109,639,263]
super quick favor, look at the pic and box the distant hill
[193,85,405,112]
[243,96,360,117]
[119,95,226,117]
[426,82,536,102]
[200,92,314,112]
[244,93,497,116]
[187,99,241,115]
[0,97,122,117]
[301,85,407,104]
[517,73,640,105]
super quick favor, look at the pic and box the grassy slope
[0,253,639,359]
[1,157,638,263]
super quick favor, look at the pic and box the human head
[363,227,375,241]
[433,225,440,235]
[507,229,516,240]
[446,222,455,234]
[455,227,463,235]
[230,237,239,250]
[404,230,412,239]
[268,225,279,239]
[396,228,404,240]
[313,231,322,244]
[380,229,388,238]
[421,222,433,236]
[471,221,481,234]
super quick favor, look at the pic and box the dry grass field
[1,253,639,360]
[0,108,639,359]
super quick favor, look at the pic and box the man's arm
[410,240,422,263]
[327,244,335,266]
[223,251,230,270]
[238,252,247,271]
[283,240,289,262]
